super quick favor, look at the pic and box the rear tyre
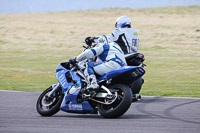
[131,77,144,94]
[97,84,132,118]
[36,86,64,116]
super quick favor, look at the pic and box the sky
[0,0,200,14]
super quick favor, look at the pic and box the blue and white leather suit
[76,42,127,78]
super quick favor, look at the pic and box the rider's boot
[87,74,99,89]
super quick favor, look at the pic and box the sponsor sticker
[138,68,144,73]
[69,104,83,110]
[76,86,81,90]
[132,71,139,77]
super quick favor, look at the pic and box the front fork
[47,83,60,97]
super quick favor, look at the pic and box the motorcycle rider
[85,16,143,100]
[70,37,126,89]
[86,15,139,55]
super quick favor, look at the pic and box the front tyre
[36,86,64,116]
[97,84,132,118]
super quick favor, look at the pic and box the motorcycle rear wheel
[36,86,64,116]
[131,77,144,94]
[97,84,132,118]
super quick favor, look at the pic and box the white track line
[0,90,40,93]
[143,95,200,100]
[0,90,25,93]
[0,90,200,100]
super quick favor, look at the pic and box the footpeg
[132,94,141,102]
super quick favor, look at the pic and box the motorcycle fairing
[98,66,145,81]
[56,64,81,93]
[56,64,97,114]
[60,92,97,114]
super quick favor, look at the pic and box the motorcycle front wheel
[97,84,132,118]
[36,86,64,116]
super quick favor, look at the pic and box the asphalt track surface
[0,90,200,133]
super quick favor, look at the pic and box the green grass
[0,6,199,97]
[142,59,200,97]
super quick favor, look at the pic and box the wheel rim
[101,88,124,110]
[40,89,62,111]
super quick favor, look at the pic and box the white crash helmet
[115,16,131,29]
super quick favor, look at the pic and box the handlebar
[69,62,80,71]
[83,45,91,49]
[71,66,77,71]
[82,44,97,51]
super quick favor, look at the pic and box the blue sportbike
[36,46,146,118]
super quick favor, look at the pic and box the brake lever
[83,46,87,49]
